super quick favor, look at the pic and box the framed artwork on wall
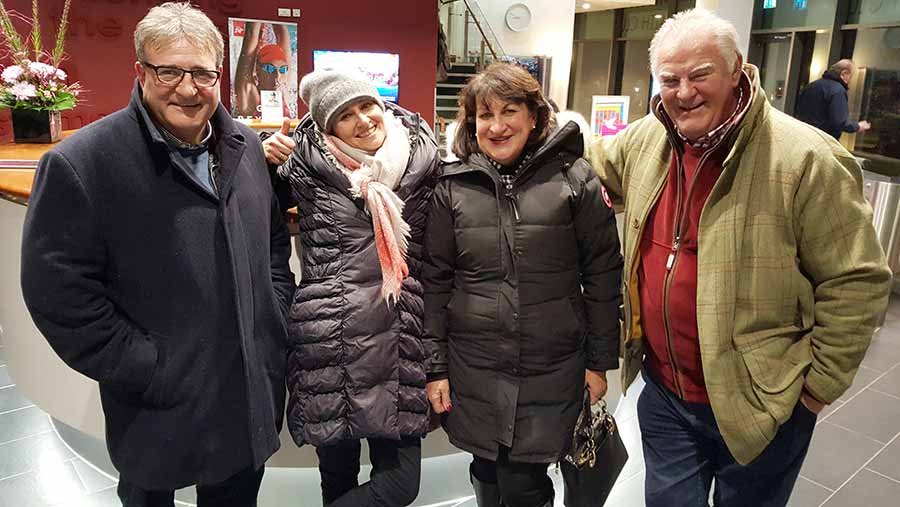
[590,95,630,141]
[229,18,299,120]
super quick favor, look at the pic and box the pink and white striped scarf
[323,112,411,304]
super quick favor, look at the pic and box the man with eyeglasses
[21,3,295,506]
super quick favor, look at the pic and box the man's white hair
[648,9,742,78]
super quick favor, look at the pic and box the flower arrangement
[0,0,78,111]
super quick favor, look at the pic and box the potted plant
[0,0,78,143]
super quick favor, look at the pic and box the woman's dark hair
[451,62,556,162]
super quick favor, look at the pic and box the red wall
[0,0,437,141]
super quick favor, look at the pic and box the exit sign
[763,0,776,8]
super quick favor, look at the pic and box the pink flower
[9,82,37,100]
[28,61,56,79]
[1,65,24,84]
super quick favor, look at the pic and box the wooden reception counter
[0,131,456,471]
[0,131,73,203]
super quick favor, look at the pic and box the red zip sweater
[638,141,729,403]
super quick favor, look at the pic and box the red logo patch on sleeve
[600,185,613,208]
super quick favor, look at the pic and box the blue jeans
[638,369,816,507]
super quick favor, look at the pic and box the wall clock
[505,3,532,32]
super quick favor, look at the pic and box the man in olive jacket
[589,9,890,507]
[20,3,294,505]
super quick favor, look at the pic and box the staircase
[435,0,505,157]
[434,61,478,157]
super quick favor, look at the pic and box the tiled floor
[2,296,900,506]
[787,296,900,507]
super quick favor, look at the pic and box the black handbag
[559,391,629,507]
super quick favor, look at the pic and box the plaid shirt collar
[675,87,746,150]
[490,150,535,187]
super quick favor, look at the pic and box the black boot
[470,473,504,507]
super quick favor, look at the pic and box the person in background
[796,59,871,140]
[423,62,623,507]
[20,3,295,505]
[589,9,890,506]
[262,70,439,506]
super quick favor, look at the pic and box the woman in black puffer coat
[262,70,438,507]
[423,63,623,507]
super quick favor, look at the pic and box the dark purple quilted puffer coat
[274,103,438,446]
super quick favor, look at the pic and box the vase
[11,109,62,143]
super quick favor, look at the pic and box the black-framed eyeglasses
[141,61,220,88]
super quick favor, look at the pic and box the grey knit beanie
[299,70,384,132]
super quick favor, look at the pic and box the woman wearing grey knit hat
[262,69,439,506]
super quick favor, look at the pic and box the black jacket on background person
[422,121,623,463]
[274,102,439,447]
[796,70,859,140]
[20,82,295,490]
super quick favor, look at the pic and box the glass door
[756,34,793,112]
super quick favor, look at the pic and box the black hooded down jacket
[274,103,439,446]
[423,121,623,463]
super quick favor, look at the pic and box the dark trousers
[638,369,816,507]
[117,466,264,507]
[470,447,554,507]
[316,436,421,507]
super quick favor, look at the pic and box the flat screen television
[312,50,400,102]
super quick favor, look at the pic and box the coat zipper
[505,186,521,222]
[503,179,520,221]
[660,144,718,400]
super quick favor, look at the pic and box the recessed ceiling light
[654,14,663,19]
[582,3,592,9]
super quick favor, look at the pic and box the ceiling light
[582,3,592,9]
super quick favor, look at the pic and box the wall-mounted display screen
[312,50,400,102]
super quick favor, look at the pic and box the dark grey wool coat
[21,83,295,489]
[274,103,439,446]
[423,121,623,463]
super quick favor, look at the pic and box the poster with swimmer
[229,18,298,120]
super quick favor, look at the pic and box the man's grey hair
[830,59,855,75]
[649,8,742,78]
[134,2,224,67]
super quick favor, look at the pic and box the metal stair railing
[461,0,505,62]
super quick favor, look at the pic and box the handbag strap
[581,388,610,417]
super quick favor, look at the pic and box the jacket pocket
[140,331,174,408]
[521,297,582,362]
[733,326,811,423]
